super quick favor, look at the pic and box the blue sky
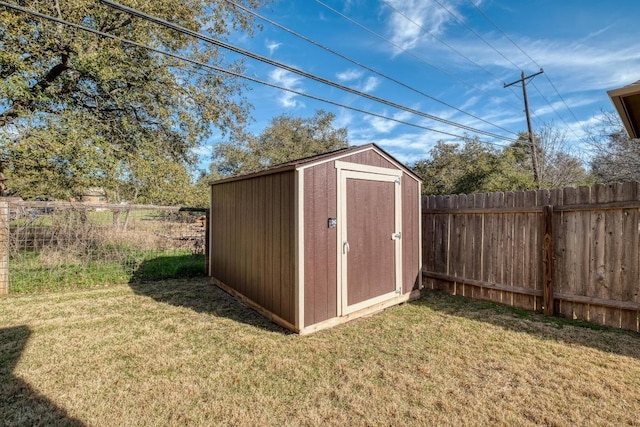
[198,0,640,168]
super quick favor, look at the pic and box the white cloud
[365,110,414,133]
[336,68,364,81]
[383,0,456,53]
[361,76,381,93]
[266,40,282,55]
[268,68,305,108]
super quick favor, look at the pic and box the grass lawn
[1,279,640,426]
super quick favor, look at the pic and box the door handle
[343,240,350,254]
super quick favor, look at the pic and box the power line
[432,0,521,70]
[314,0,526,116]
[379,0,505,87]
[530,81,582,140]
[466,0,585,131]
[313,0,494,97]
[98,0,516,142]
[224,0,517,136]
[0,1,514,147]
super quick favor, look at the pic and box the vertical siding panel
[326,164,338,318]
[315,164,329,322]
[265,174,274,313]
[304,168,316,326]
[271,176,282,318]
[282,172,295,323]
[249,178,258,303]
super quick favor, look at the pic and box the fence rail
[422,182,640,332]
[0,200,208,294]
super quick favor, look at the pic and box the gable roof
[211,143,422,185]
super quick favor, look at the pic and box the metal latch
[343,240,350,254]
[391,232,401,240]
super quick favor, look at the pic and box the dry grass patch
[1,280,640,426]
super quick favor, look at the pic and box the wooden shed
[209,143,422,334]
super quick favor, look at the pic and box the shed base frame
[210,276,422,335]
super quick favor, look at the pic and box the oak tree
[213,110,349,176]
[0,0,267,201]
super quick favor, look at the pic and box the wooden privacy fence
[422,182,640,332]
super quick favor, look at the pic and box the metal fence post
[0,201,9,295]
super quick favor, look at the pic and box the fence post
[542,205,554,315]
[0,201,8,295]
[204,208,210,276]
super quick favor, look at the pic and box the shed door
[338,166,402,316]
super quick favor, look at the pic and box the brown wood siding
[402,173,421,293]
[341,150,396,169]
[303,162,338,326]
[210,171,296,324]
[346,178,396,305]
[303,148,421,327]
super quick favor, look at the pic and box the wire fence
[0,200,208,294]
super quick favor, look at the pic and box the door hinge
[391,232,401,240]
[394,178,401,185]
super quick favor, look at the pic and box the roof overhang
[608,81,640,139]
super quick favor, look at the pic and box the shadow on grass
[0,326,85,427]
[128,254,206,284]
[128,257,290,334]
[415,289,640,360]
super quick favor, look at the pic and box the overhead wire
[0,1,514,147]
[530,81,576,132]
[97,0,517,142]
[224,0,517,136]
[313,0,494,97]
[377,0,529,115]
[314,0,527,123]
[378,0,505,88]
[432,0,521,71]
[466,0,585,137]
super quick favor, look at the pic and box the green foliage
[213,110,349,176]
[412,138,535,195]
[413,127,591,196]
[0,0,268,203]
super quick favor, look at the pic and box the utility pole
[504,68,544,187]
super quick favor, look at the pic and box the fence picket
[421,181,640,332]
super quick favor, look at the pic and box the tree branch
[0,54,72,127]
